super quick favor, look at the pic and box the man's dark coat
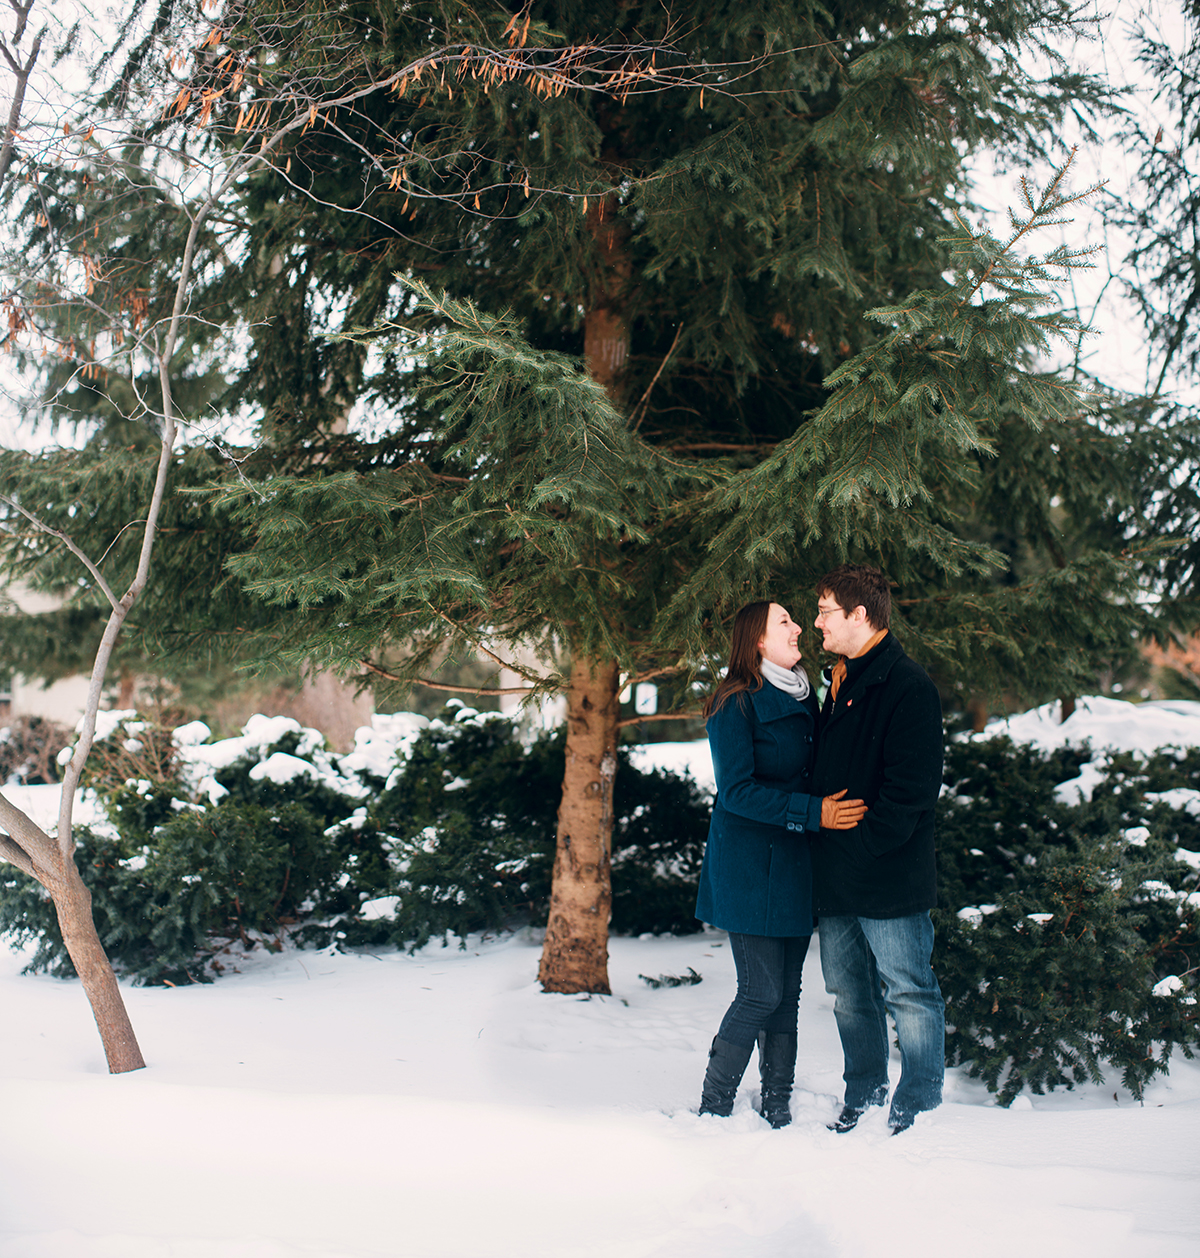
[810,633,943,918]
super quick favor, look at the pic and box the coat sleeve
[849,675,943,858]
[708,699,822,833]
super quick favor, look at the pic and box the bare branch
[0,490,122,611]
[8,0,36,47]
[616,709,701,729]
[0,788,59,884]
[0,21,42,188]
[624,665,687,687]
[359,657,535,696]
[427,607,554,688]
[0,833,39,878]
[629,322,684,433]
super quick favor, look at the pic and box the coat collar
[824,633,904,698]
[748,678,816,723]
[843,631,903,691]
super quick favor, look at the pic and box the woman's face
[758,603,802,670]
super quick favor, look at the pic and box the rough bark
[538,655,620,994]
[583,196,630,398]
[536,194,631,994]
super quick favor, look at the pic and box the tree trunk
[0,791,147,1073]
[52,860,146,1073]
[538,655,620,994]
[583,196,630,397]
[966,696,989,733]
[117,667,136,710]
[535,195,630,994]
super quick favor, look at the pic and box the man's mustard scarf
[828,629,889,702]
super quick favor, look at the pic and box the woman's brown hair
[702,600,771,718]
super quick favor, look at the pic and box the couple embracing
[695,563,945,1136]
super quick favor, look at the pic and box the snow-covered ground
[2,697,1200,1258]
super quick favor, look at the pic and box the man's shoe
[827,1104,867,1134]
[888,1113,915,1135]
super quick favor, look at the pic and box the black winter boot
[827,1104,868,1133]
[756,1031,798,1128]
[698,1036,754,1116]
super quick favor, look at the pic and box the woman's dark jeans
[717,932,812,1048]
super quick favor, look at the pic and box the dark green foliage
[0,706,711,976]
[1,0,1161,717]
[934,735,1200,1103]
[210,745,366,830]
[211,283,672,686]
[936,735,1093,914]
[362,711,560,949]
[938,843,1198,1105]
[0,802,341,984]
[360,708,712,950]
[610,759,711,936]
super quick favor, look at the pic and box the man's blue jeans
[818,912,944,1122]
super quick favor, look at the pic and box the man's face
[815,594,861,656]
[758,602,802,669]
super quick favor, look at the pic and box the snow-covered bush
[329,707,711,951]
[935,736,1200,1103]
[0,711,396,982]
[0,704,710,981]
[0,802,349,984]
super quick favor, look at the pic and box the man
[810,563,945,1135]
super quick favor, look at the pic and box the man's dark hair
[816,563,891,631]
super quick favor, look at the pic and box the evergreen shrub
[935,735,1200,1103]
[0,713,389,982]
[208,726,379,828]
[343,707,711,951]
[0,803,342,983]
[9,700,1196,1081]
[0,705,711,978]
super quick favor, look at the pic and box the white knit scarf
[760,658,811,701]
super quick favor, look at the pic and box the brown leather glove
[821,788,868,830]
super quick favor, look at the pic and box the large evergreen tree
[5,0,1194,993]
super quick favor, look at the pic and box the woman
[695,600,867,1126]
